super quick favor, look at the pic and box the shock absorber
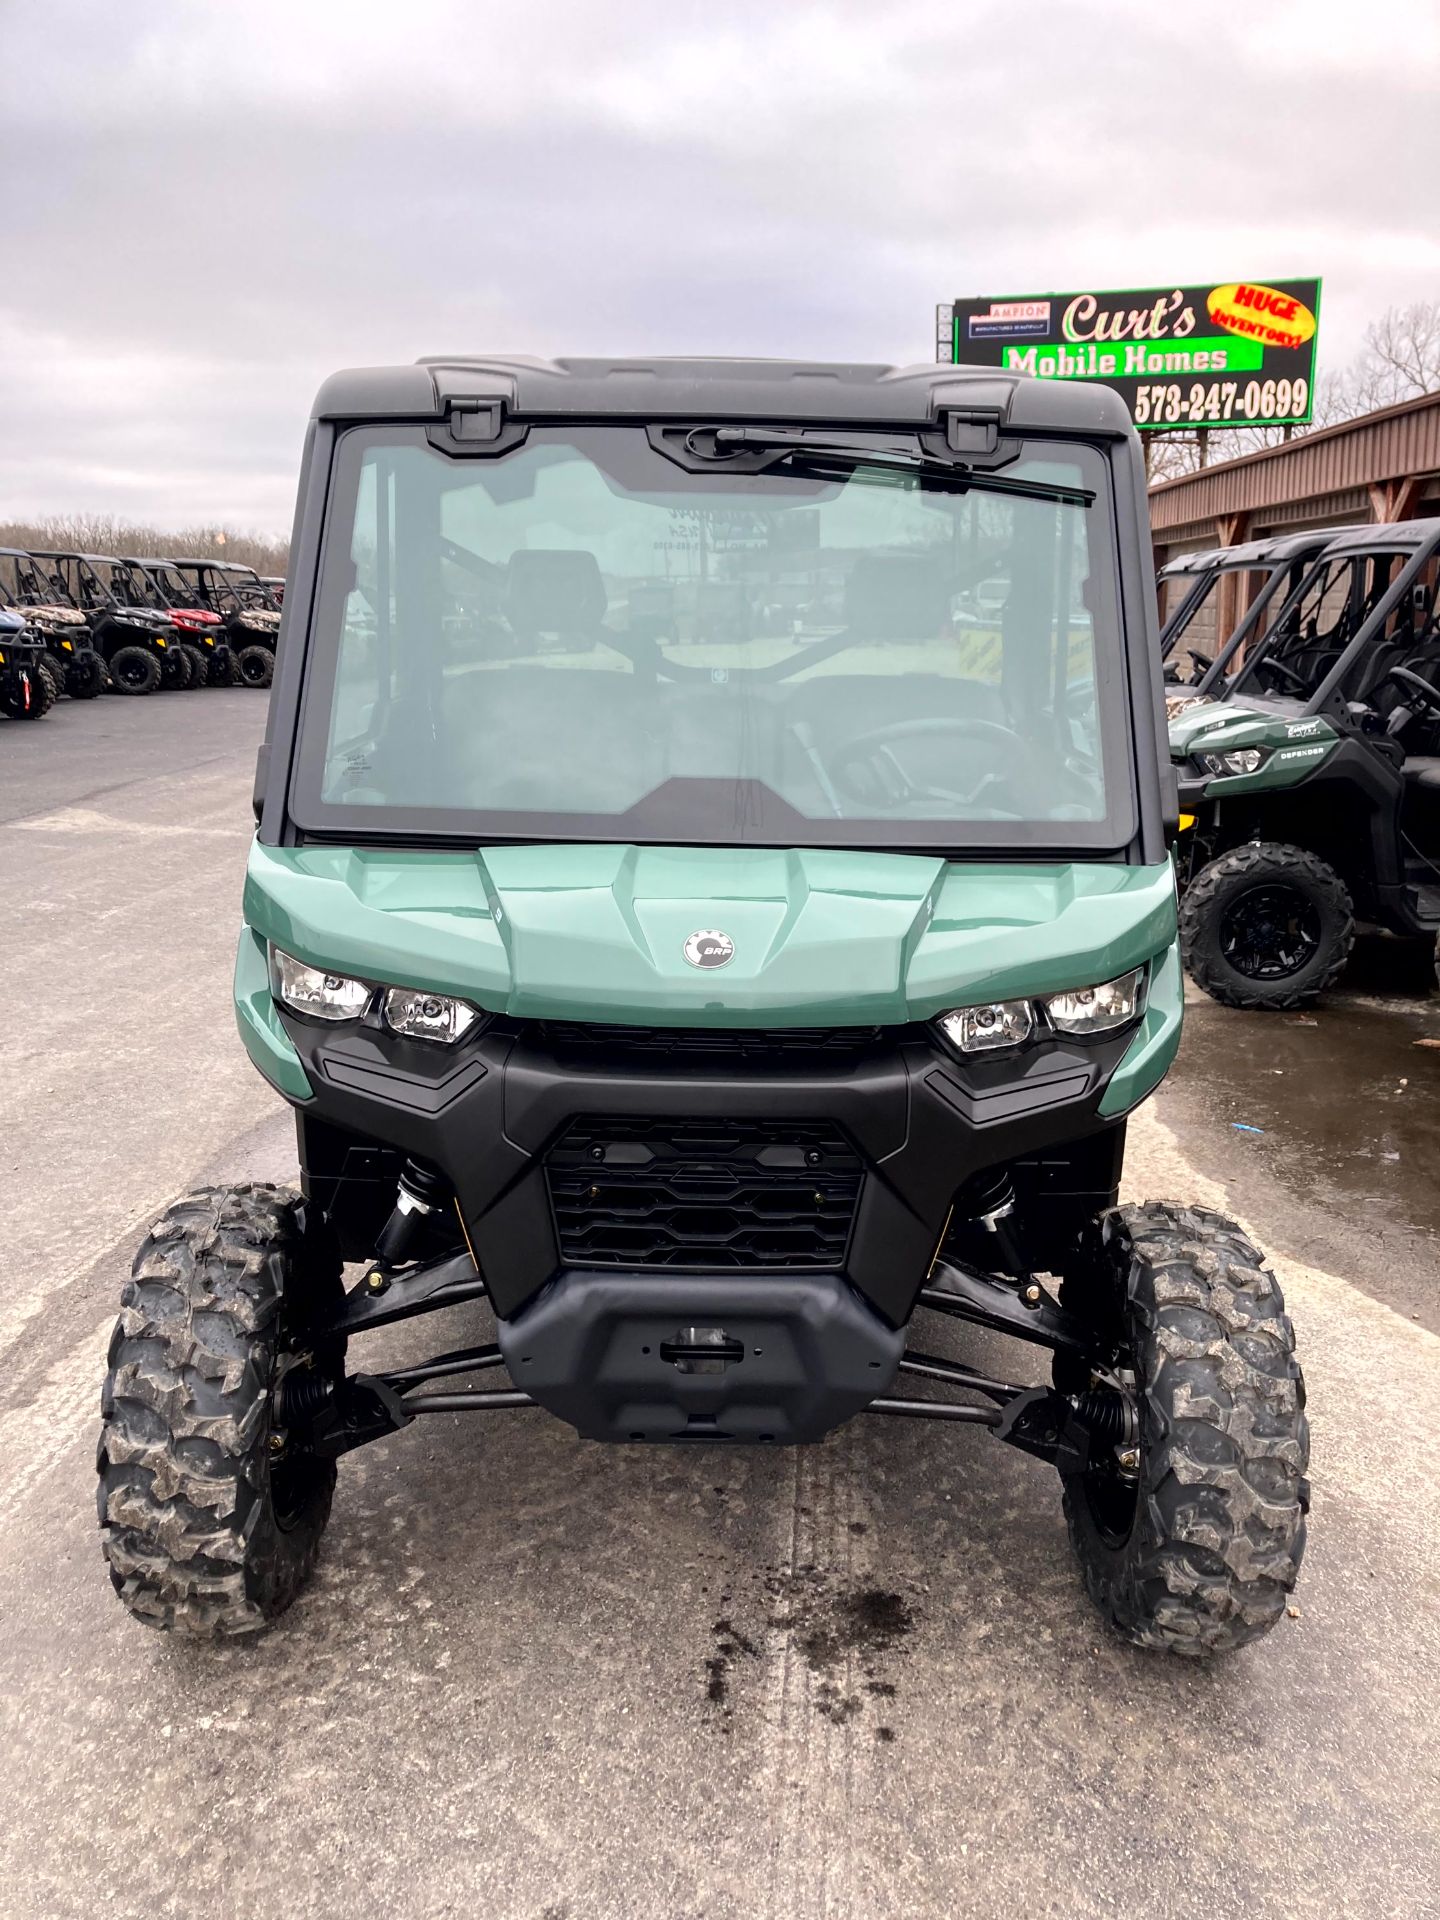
[957,1168,1028,1278]
[372,1158,452,1271]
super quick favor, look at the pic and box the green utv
[1170,519,1440,1009]
[98,358,1310,1654]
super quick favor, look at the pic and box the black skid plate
[496,1270,904,1443]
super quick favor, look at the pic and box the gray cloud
[2,0,1436,528]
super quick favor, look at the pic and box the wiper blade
[705,426,1094,507]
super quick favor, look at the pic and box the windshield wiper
[703,426,1094,507]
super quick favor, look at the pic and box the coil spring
[399,1157,450,1208]
[959,1168,1015,1222]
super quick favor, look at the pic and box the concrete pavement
[1,693,1436,1920]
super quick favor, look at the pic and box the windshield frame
[285,421,1141,856]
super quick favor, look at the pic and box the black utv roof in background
[308,356,1137,436]
[1319,518,1440,560]
[1159,527,1353,579]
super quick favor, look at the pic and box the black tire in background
[66,652,105,698]
[1179,840,1353,1009]
[180,642,210,687]
[109,645,162,695]
[208,642,237,687]
[1058,1202,1309,1656]
[38,656,67,703]
[1,665,55,720]
[156,646,186,690]
[237,643,275,689]
[98,1184,345,1635]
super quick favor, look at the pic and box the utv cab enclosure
[99,357,1309,1654]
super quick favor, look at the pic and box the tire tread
[1062,1201,1310,1656]
[97,1182,336,1635]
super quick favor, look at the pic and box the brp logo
[683,929,735,970]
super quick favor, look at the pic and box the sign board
[937,279,1321,432]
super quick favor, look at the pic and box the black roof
[1159,527,1354,578]
[307,355,1137,436]
[1319,518,1440,560]
[173,557,257,575]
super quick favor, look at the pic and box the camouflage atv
[0,550,104,700]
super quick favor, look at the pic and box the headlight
[269,946,373,1021]
[383,986,482,1044]
[1039,967,1146,1034]
[1197,747,1267,777]
[935,966,1147,1053]
[935,1000,1034,1053]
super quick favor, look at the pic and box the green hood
[1167,698,1340,794]
[242,842,1177,1028]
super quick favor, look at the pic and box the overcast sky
[3,0,1437,533]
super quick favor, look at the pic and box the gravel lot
[2,693,1436,1920]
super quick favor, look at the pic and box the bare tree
[1148,297,1440,483]
[0,514,287,576]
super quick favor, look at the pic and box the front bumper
[234,931,1183,1329]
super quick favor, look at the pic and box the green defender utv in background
[1171,519,1440,1009]
[97,357,1310,1654]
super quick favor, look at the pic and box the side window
[325,457,399,772]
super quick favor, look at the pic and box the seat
[503,549,607,644]
[1402,757,1440,793]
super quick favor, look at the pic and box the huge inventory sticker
[939,280,1321,431]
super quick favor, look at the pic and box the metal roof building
[1148,388,1440,644]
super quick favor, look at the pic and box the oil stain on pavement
[704,1566,919,1738]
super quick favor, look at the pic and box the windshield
[292,426,1133,850]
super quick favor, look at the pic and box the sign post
[937,280,1321,433]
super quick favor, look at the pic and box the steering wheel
[1381,665,1440,716]
[830,716,1028,811]
[1254,655,1310,694]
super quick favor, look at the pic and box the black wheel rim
[239,652,270,685]
[1219,882,1321,980]
[115,656,149,689]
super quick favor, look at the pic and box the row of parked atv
[0,548,284,722]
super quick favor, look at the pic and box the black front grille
[546,1117,863,1269]
[534,1021,885,1061]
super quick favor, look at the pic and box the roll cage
[1192,521,1440,714]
